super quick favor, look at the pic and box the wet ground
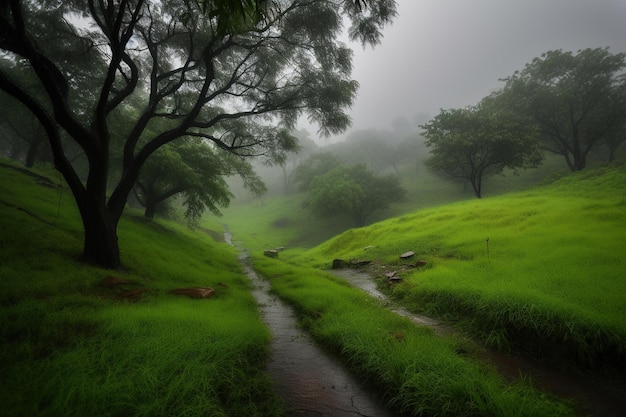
[225,228,625,416]
[240,252,396,417]
[331,268,626,417]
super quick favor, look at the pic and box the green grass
[251,255,577,416]
[3,157,624,416]
[290,164,626,371]
[0,159,281,417]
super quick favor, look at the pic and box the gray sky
[302,0,626,140]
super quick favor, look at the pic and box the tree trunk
[470,176,482,198]
[77,193,121,268]
[24,137,43,167]
[144,201,156,219]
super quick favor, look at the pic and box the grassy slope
[251,255,576,417]
[293,164,626,370]
[0,160,281,417]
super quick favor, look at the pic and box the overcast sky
[302,0,626,141]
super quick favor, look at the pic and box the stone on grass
[400,251,415,259]
[332,258,348,269]
[350,259,372,268]
[264,249,279,258]
[100,275,135,288]
[169,287,216,299]
[119,287,148,301]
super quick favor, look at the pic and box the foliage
[500,47,626,171]
[135,137,265,224]
[421,102,543,198]
[305,163,405,226]
[0,0,397,267]
[293,151,342,191]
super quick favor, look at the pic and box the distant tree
[305,164,405,226]
[500,48,626,171]
[0,0,397,268]
[293,152,342,191]
[276,129,318,195]
[421,102,543,198]
[135,138,265,223]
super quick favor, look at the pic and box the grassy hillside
[3,158,623,416]
[0,160,282,417]
[288,164,626,371]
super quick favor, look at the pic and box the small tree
[305,164,405,226]
[421,103,542,198]
[135,138,265,223]
[293,152,342,191]
[500,48,626,171]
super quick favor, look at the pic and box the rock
[413,259,427,267]
[400,251,415,259]
[364,245,374,251]
[264,249,279,258]
[119,287,148,301]
[385,271,397,279]
[332,258,348,269]
[100,275,135,288]
[350,259,372,268]
[169,287,216,299]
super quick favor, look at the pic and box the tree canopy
[305,164,405,226]
[135,137,265,223]
[0,0,397,267]
[500,48,626,171]
[421,101,543,198]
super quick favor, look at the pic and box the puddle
[331,268,626,417]
[226,232,396,417]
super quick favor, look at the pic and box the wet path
[226,232,396,417]
[331,268,626,417]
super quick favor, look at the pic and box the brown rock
[350,259,372,268]
[119,287,148,301]
[169,287,216,299]
[100,275,135,288]
[332,258,348,269]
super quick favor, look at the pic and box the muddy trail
[226,232,397,417]
[332,268,626,417]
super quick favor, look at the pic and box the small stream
[331,268,626,417]
[226,232,396,417]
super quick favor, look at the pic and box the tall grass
[0,159,281,417]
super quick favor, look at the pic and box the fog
[301,0,626,142]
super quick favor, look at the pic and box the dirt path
[331,268,626,417]
[226,231,397,416]
[241,255,396,416]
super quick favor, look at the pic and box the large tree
[500,48,626,171]
[305,163,405,226]
[0,0,397,268]
[421,102,543,198]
